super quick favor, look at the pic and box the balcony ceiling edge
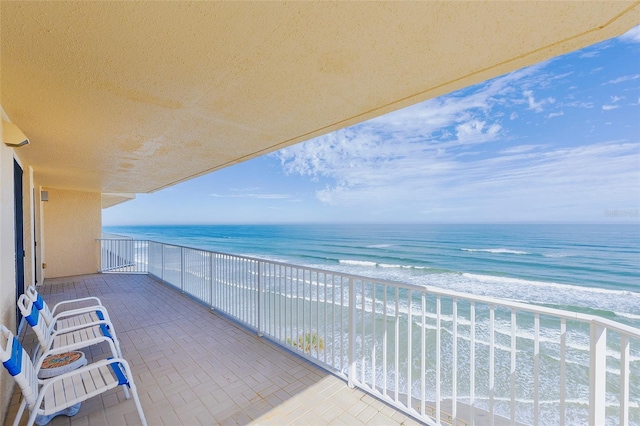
[1,1,638,194]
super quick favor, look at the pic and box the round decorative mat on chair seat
[39,351,87,379]
[41,352,83,369]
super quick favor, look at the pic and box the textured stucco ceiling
[2,2,638,199]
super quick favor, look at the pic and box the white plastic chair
[26,286,111,332]
[0,325,147,426]
[17,294,123,360]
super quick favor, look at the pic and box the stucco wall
[42,188,101,278]
[0,119,16,426]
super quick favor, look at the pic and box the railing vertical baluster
[276,265,287,341]
[311,271,315,358]
[436,295,441,424]
[489,305,495,426]
[511,308,516,425]
[298,267,304,348]
[331,274,335,369]
[452,298,457,424]
[383,283,388,399]
[161,243,165,282]
[361,280,366,385]
[469,301,476,426]
[372,282,376,390]
[560,318,566,426]
[407,289,412,408]
[235,258,239,319]
[589,322,607,425]
[317,272,321,360]
[348,277,356,388]
[395,287,400,402]
[210,252,214,310]
[420,292,426,417]
[227,256,232,316]
[324,273,328,366]
[180,247,185,293]
[268,264,273,338]
[258,261,263,337]
[620,334,629,426]
[297,268,307,342]
[222,255,226,312]
[340,275,344,374]
[290,266,294,351]
[534,313,540,426]
[232,257,236,318]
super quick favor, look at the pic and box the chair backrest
[0,325,39,410]
[17,294,51,350]
[26,285,55,326]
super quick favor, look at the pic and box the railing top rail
[100,238,640,338]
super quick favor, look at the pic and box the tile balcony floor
[4,274,421,426]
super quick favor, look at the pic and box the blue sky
[104,26,640,226]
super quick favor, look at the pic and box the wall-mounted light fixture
[41,191,49,202]
[2,119,30,147]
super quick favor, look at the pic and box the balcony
[6,239,638,426]
[6,273,419,426]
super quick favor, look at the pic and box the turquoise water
[105,223,639,424]
[104,223,640,327]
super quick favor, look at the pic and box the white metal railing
[98,239,148,273]
[98,239,640,426]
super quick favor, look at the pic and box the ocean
[103,223,640,328]
[103,223,639,424]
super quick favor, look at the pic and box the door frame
[13,158,25,331]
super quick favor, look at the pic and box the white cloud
[307,140,640,223]
[564,101,594,108]
[499,145,544,155]
[523,90,555,112]
[580,51,600,58]
[211,191,292,199]
[273,51,640,222]
[602,105,619,111]
[455,120,501,144]
[619,25,640,43]
[604,74,640,85]
[611,96,624,103]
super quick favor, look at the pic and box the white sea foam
[542,253,572,258]
[367,244,393,248]
[462,248,529,255]
[340,259,378,267]
[615,311,640,320]
[462,273,640,298]
[339,259,430,270]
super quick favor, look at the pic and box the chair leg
[122,383,131,399]
[130,384,148,426]
[12,399,27,426]
[120,361,147,426]
[25,406,39,426]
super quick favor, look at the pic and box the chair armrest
[51,305,111,325]
[50,297,103,316]
[49,319,113,338]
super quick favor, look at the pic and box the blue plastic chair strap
[99,323,112,340]
[25,304,40,327]
[107,358,130,387]
[2,337,23,376]
[96,311,105,321]
[34,294,45,310]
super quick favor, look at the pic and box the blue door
[14,159,24,330]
